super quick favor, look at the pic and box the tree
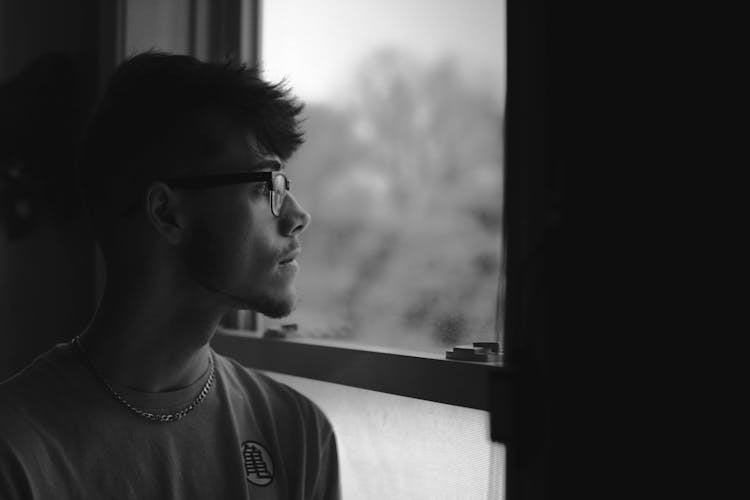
[286,48,504,350]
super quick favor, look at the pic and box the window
[110,1,524,498]
[253,2,506,498]
[260,0,505,355]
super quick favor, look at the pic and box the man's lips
[279,248,301,265]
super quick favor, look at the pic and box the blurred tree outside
[281,48,503,352]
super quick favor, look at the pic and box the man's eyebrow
[250,159,283,171]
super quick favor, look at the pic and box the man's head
[77,51,311,317]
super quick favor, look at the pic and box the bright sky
[261,0,505,104]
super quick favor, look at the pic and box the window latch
[263,323,299,339]
[445,341,502,362]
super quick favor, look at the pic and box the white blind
[265,371,505,500]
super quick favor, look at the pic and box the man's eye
[252,182,271,195]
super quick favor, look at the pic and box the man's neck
[77,285,226,393]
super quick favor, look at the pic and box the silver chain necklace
[71,336,215,423]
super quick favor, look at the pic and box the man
[0,52,340,499]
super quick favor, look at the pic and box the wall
[0,0,100,381]
[125,0,192,57]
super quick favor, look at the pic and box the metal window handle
[445,341,502,362]
[263,323,299,339]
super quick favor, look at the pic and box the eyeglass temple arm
[161,172,272,189]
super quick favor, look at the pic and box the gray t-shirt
[0,341,340,499]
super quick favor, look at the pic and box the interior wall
[125,0,192,57]
[0,0,100,381]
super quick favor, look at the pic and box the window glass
[265,371,505,500]
[261,0,505,353]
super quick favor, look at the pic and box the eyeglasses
[162,170,291,217]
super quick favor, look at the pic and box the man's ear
[145,182,184,245]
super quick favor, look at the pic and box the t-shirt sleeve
[0,443,33,500]
[284,384,341,500]
[0,405,34,500]
[313,424,341,500]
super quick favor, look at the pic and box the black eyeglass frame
[162,171,291,217]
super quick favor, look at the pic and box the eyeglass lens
[271,173,287,216]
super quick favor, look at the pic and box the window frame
[207,0,512,433]
[98,1,559,498]
[213,329,509,412]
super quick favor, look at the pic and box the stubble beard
[243,284,298,319]
[199,276,297,319]
[186,262,297,318]
[183,242,297,318]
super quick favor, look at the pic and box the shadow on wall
[0,52,96,381]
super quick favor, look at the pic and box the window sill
[211,328,509,411]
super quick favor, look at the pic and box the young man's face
[179,126,311,318]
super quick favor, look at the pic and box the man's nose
[280,193,311,236]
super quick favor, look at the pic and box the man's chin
[260,304,294,319]
[248,292,297,319]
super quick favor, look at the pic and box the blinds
[265,371,505,500]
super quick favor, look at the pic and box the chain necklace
[71,335,215,423]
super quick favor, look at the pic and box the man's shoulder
[212,353,341,497]
[0,355,47,444]
[213,351,309,402]
[213,351,332,428]
[0,342,80,421]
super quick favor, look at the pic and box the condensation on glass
[265,371,505,500]
[261,0,506,354]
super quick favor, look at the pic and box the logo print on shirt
[241,440,274,486]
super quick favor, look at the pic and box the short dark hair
[77,51,304,241]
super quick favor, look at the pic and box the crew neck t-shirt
[0,341,340,499]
